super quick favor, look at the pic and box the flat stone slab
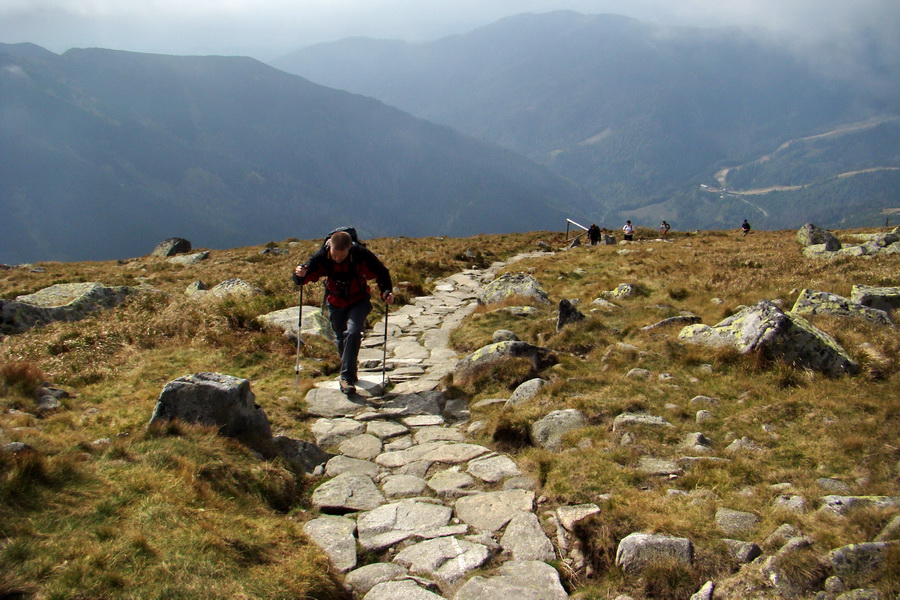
[357,500,453,551]
[453,560,569,600]
[339,434,383,460]
[367,420,410,440]
[305,387,371,418]
[414,426,465,444]
[556,504,602,531]
[381,474,428,499]
[303,515,357,573]
[325,455,381,478]
[499,512,555,561]
[394,537,491,585]
[364,580,444,600]
[312,418,367,447]
[466,454,522,483]
[455,490,535,532]
[427,468,478,498]
[312,472,384,513]
[344,563,406,596]
[716,508,760,535]
[375,442,490,469]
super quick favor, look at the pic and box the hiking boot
[339,379,356,395]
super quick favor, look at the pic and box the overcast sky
[2,0,898,62]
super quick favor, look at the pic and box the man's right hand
[294,265,308,278]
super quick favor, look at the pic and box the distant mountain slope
[273,11,900,229]
[0,45,587,263]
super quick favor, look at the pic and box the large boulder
[151,237,192,257]
[452,341,557,385]
[1,282,136,334]
[850,285,900,313]
[530,409,587,451]
[557,298,586,330]
[480,273,550,305]
[797,224,841,250]
[791,289,892,326]
[148,372,272,441]
[678,301,859,376]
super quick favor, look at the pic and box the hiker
[588,224,601,246]
[622,220,634,241]
[660,220,670,239]
[293,229,394,395]
[740,219,751,237]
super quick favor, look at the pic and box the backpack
[322,226,364,249]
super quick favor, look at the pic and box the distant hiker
[588,224,601,246]
[741,219,751,237]
[293,229,394,395]
[623,220,634,241]
[660,220,670,239]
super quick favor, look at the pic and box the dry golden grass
[1,228,898,599]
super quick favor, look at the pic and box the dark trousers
[328,298,372,383]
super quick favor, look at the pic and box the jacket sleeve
[358,247,393,296]
[292,248,328,286]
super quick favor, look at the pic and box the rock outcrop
[679,300,859,375]
[479,273,550,305]
[151,237,192,257]
[1,282,136,334]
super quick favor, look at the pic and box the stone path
[302,256,572,600]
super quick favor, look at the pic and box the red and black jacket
[293,245,393,308]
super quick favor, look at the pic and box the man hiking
[293,230,394,395]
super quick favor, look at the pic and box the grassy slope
[1,228,898,599]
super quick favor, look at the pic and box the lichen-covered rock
[148,372,272,441]
[530,409,586,450]
[603,283,638,300]
[151,237,192,257]
[166,251,209,266]
[797,224,842,250]
[850,285,900,313]
[678,300,859,376]
[208,278,264,298]
[480,273,550,305]
[452,341,557,385]
[2,282,136,334]
[791,289,892,326]
[827,542,896,588]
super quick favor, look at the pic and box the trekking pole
[382,299,389,390]
[294,283,304,401]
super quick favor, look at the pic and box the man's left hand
[382,291,395,305]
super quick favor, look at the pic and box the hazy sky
[2,0,898,61]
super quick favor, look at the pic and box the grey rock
[874,515,900,542]
[492,329,520,342]
[312,418,367,447]
[151,237,191,257]
[642,315,702,331]
[382,474,428,499]
[312,472,384,513]
[148,372,271,441]
[344,563,407,595]
[530,409,586,451]
[305,387,370,418]
[376,441,490,469]
[303,515,357,572]
[615,532,693,574]
[716,508,760,535]
[339,434,383,461]
[679,300,859,376]
[835,589,881,600]
[612,413,673,431]
[166,251,209,266]
[258,305,334,342]
[797,224,841,250]
[453,560,568,600]
[455,489,535,532]
[792,289,892,325]
[604,283,637,300]
[817,478,853,495]
[625,367,652,380]
[427,468,477,498]
[506,378,547,406]
[556,504,602,531]
[363,580,444,600]
[819,495,900,516]
[325,455,381,478]
[394,536,491,585]
[3,282,136,334]
[689,395,721,406]
[850,284,900,313]
[453,341,557,385]
[637,457,683,476]
[723,539,762,563]
[357,500,453,550]
[466,454,522,483]
[380,393,442,417]
[500,512,555,561]
[762,537,823,599]
[773,494,808,514]
[413,426,465,444]
[764,523,803,549]
[723,436,762,455]
[480,273,550,305]
[208,278,264,298]
[827,542,895,587]
[690,581,714,600]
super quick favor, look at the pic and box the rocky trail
[300,254,574,600]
